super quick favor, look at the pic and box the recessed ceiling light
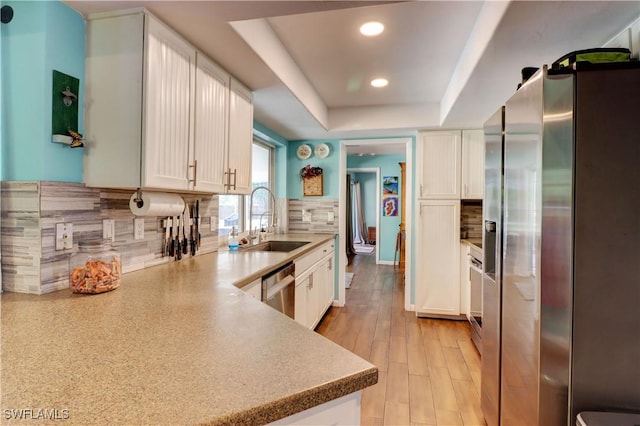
[360,21,384,37]
[371,78,388,88]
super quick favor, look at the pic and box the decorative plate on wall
[314,143,331,159]
[296,144,313,160]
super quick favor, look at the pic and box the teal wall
[1,1,85,182]
[348,154,406,263]
[287,140,340,199]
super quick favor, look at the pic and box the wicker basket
[303,175,323,196]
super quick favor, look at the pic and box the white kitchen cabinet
[415,200,461,317]
[270,391,361,426]
[295,273,311,328]
[193,53,230,193]
[417,131,461,199]
[294,240,335,329]
[226,80,254,195]
[318,257,334,315]
[85,12,196,191]
[461,129,485,199]
[85,10,253,194]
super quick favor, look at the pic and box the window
[219,139,274,237]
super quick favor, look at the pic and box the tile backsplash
[1,182,340,295]
[461,201,483,239]
[287,198,339,234]
[1,181,218,294]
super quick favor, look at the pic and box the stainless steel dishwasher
[262,262,295,319]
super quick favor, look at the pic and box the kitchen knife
[189,203,196,256]
[169,216,175,257]
[163,216,171,257]
[175,214,182,260]
[182,204,189,255]
[195,200,201,249]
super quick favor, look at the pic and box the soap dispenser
[228,227,239,250]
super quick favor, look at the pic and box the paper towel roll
[129,192,185,217]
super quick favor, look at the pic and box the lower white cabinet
[415,200,461,317]
[294,241,335,329]
[269,391,361,425]
[295,274,311,328]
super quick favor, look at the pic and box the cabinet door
[461,129,485,199]
[142,15,195,190]
[324,255,335,311]
[307,273,319,329]
[417,131,461,199]
[416,200,461,316]
[193,53,230,193]
[227,79,254,195]
[85,13,145,189]
[295,276,309,328]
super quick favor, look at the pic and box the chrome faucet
[249,186,277,244]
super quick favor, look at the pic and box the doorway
[337,138,413,311]
[347,167,380,265]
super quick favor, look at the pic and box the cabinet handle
[232,168,237,190]
[188,160,198,187]
[420,184,423,197]
[224,168,236,191]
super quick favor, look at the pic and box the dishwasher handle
[265,275,295,300]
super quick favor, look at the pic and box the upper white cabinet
[226,80,254,195]
[461,129,485,199]
[417,131,462,199]
[84,10,253,194]
[193,53,229,193]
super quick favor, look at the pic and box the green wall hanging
[52,70,83,147]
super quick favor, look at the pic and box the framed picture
[383,176,398,195]
[383,196,398,216]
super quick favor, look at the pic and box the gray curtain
[352,181,368,244]
[345,175,355,257]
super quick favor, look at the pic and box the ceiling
[66,0,639,149]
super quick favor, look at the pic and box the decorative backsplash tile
[1,181,219,294]
[288,198,339,234]
[461,201,483,239]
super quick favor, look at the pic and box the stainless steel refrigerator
[482,63,640,426]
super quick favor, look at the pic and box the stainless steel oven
[262,262,295,319]
[469,251,483,354]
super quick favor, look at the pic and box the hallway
[316,253,485,425]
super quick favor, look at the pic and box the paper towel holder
[133,189,144,209]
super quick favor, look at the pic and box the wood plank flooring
[316,253,485,426]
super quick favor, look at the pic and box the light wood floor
[316,253,485,426]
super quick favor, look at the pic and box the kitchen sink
[244,241,310,252]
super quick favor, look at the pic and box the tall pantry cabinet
[84,10,253,194]
[415,130,484,317]
[416,131,461,317]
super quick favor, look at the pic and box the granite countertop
[1,234,378,425]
